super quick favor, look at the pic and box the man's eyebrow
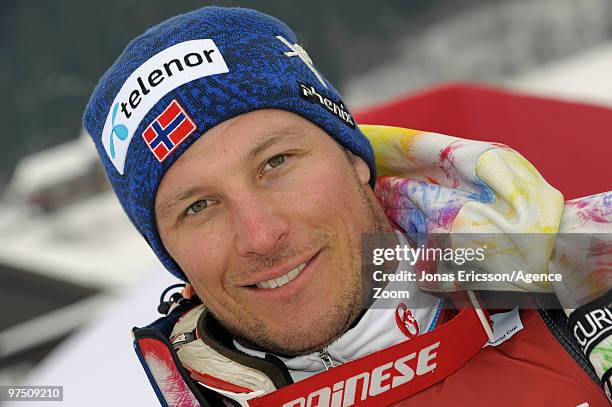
[246,124,307,161]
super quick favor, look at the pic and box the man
[84,6,610,406]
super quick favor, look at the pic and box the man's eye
[186,199,210,216]
[262,154,287,173]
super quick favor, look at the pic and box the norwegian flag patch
[142,99,196,162]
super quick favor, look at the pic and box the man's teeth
[256,262,307,289]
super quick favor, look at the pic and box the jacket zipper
[318,349,336,370]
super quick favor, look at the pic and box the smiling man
[155,109,390,355]
[84,6,610,407]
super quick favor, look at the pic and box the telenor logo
[102,39,229,174]
[110,103,129,159]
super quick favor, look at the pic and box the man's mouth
[241,249,323,296]
[255,262,307,289]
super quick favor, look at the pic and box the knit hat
[83,6,375,281]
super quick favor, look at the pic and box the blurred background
[1,0,611,404]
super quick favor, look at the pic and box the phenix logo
[101,39,229,174]
[282,342,439,407]
[299,83,355,129]
[277,35,327,88]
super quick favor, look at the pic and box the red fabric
[354,83,612,200]
[137,337,200,407]
[390,309,609,406]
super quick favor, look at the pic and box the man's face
[156,109,392,355]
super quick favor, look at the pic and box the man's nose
[233,193,290,257]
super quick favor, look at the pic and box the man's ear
[352,155,371,185]
[183,283,196,299]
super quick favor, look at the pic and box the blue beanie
[83,6,375,281]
